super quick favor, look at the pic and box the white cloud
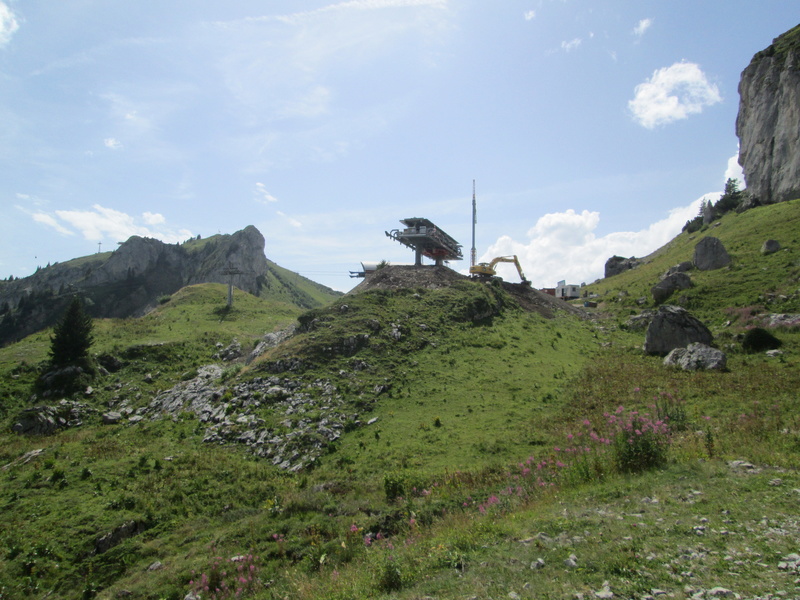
[524,10,536,21]
[561,38,582,52]
[32,212,75,236]
[479,197,711,288]
[0,2,19,47]
[255,182,279,204]
[724,151,745,185]
[142,211,165,225]
[633,18,653,38]
[31,204,191,243]
[277,210,302,228]
[628,61,722,129]
[104,137,123,150]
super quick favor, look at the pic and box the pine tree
[49,296,94,368]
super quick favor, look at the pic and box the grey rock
[761,239,781,255]
[12,400,96,435]
[95,520,142,554]
[625,310,655,331]
[664,261,694,278]
[644,306,713,356]
[737,29,800,206]
[663,343,727,371]
[693,237,731,271]
[102,411,123,425]
[605,255,641,278]
[652,272,693,304]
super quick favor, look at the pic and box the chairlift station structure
[385,218,463,266]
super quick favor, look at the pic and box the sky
[1,1,798,292]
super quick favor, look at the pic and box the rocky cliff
[0,226,336,346]
[736,24,800,205]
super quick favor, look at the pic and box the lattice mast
[470,180,477,268]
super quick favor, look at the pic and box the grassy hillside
[0,202,799,599]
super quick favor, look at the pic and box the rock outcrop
[605,256,641,278]
[736,24,800,205]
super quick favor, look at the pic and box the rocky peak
[736,24,800,205]
[0,226,271,345]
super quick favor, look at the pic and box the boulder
[625,310,655,331]
[651,272,693,304]
[664,343,727,371]
[693,237,731,271]
[643,305,713,356]
[663,261,693,278]
[761,239,781,255]
[605,255,641,278]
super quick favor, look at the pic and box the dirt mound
[348,266,588,319]
[348,265,466,292]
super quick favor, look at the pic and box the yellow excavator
[469,255,530,285]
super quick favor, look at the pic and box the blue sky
[1,1,797,291]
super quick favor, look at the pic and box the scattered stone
[564,554,578,568]
[663,343,726,371]
[214,338,242,361]
[530,558,545,570]
[693,237,731,271]
[769,478,783,486]
[12,400,96,435]
[95,521,143,554]
[1,448,45,471]
[102,411,123,425]
[707,587,733,598]
[594,581,613,599]
[147,561,163,571]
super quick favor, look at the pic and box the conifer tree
[49,296,94,368]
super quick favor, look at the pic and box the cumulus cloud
[561,38,582,52]
[633,18,653,38]
[629,61,722,129]
[0,2,19,47]
[32,204,192,243]
[142,211,166,225]
[724,152,745,185]
[255,183,279,204]
[104,137,123,150]
[524,10,536,21]
[479,197,711,287]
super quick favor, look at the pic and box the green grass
[0,201,799,599]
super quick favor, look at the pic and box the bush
[742,327,782,353]
[610,410,669,473]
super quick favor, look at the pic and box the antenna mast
[470,180,477,268]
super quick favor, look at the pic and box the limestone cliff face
[736,24,800,205]
[0,226,271,344]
